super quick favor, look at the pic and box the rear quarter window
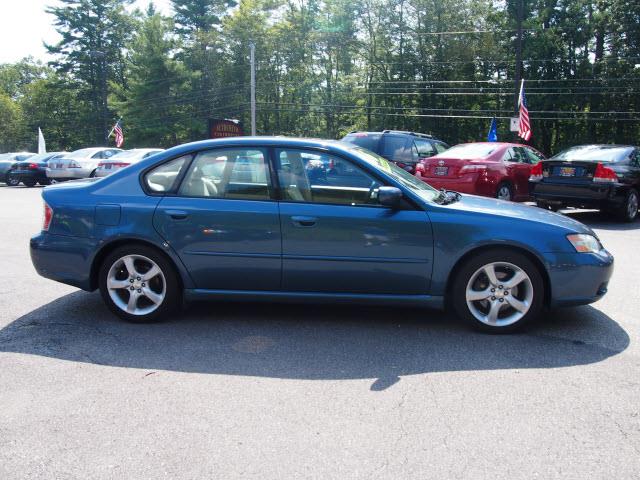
[144,155,190,193]
[342,133,382,153]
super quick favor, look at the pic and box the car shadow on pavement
[0,291,629,391]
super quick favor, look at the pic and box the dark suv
[341,130,449,173]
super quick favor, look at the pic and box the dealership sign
[208,119,244,138]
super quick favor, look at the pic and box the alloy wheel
[106,254,166,316]
[465,261,534,327]
[627,191,638,220]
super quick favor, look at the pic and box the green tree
[112,6,194,147]
[46,0,135,145]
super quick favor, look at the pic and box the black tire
[38,179,51,186]
[23,179,37,188]
[89,169,97,178]
[451,249,545,333]
[495,182,513,201]
[5,174,20,187]
[616,188,639,222]
[98,244,181,323]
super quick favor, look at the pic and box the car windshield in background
[439,143,499,159]
[352,147,441,203]
[342,133,382,151]
[551,145,634,163]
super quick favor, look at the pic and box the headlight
[567,234,602,253]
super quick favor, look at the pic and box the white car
[94,148,164,177]
[46,147,123,181]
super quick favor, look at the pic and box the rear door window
[381,136,409,161]
[178,149,270,200]
[414,139,436,159]
[524,148,544,164]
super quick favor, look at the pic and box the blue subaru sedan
[30,137,614,332]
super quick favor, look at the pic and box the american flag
[110,120,124,148]
[517,80,532,141]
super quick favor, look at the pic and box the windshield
[351,147,440,203]
[552,145,634,163]
[437,143,499,159]
[66,148,99,159]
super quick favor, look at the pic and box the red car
[414,142,546,201]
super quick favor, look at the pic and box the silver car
[94,148,164,177]
[46,147,123,181]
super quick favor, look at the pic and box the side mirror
[378,186,403,208]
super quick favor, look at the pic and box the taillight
[97,162,105,168]
[593,163,618,183]
[112,162,131,168]
[460,164,487,174]
[529,162,543,182]
[42,202,53,231]
[415,163,426,175]
[68,160,81,168]
[28,163,39,170]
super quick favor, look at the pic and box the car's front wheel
[451,249,544,333]
[98,245,180,323]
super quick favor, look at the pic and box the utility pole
[249,42,256,136]
[514,0,524,113]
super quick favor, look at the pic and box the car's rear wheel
[451,249,544,333]
[89,169,97,178]
[536,200,560,212]
[98,245,180,323]
[6,174,20,187]
[616,188,639,222]
[496,182,513,201]
[23,179,36,188]
[38,179,51,186]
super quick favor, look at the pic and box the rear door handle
[165,209,189,220]
[291,215,317,227]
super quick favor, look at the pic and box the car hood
[441,193,594,235]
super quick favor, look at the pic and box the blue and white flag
[487,117,498,142]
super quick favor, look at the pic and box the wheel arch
[89,238,187,292]
[444,244,552,308]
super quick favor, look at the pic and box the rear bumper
[11,169,47,183]
[547,250,614,307]
[530,181,626,209]
[30,232,97,291]
[416,172,494,196]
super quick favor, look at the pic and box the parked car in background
[31,137,613,333]
[0,152,36,184]
[95,148,164,177]
[46,147,122,182]
[341,130,449,173]
[530,144,640,222]
[6,152,66,187]
[414,142,545,202]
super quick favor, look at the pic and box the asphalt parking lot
[0,185,638,479]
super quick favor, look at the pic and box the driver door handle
[291,216,317,227]
[165,209,189,220]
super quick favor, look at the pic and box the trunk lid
[421,157,484,179]
[540,160,602,184]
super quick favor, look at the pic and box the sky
[0,0,173,64]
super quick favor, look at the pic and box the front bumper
[46,167,93,180]
[30,232,98,291]
[547,249,614,307]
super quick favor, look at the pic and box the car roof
[160,137,358,156]
[346,130,438,140]
[560,144,636,149]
